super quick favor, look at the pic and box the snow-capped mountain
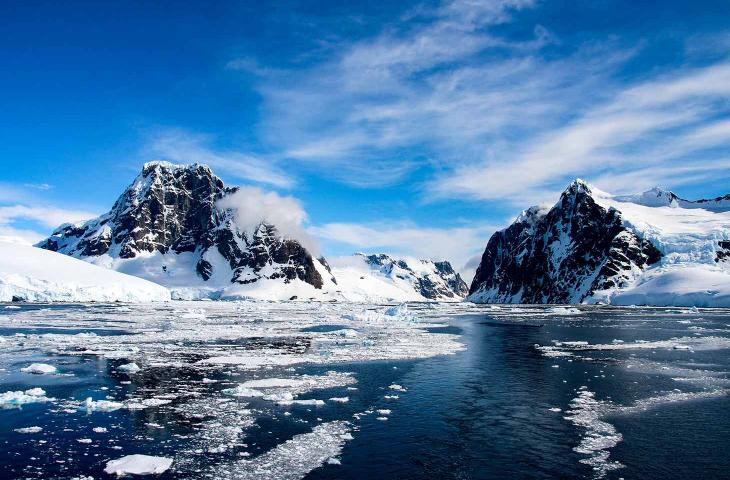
[37,162,336,300]
[329,253,468,302]
[0,242,170,302]
[468,180,730,307]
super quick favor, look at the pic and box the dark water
[1,305,729,479]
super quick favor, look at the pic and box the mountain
[36,162,468,302]
[468,180,730,307]
[0,242,170,302]
[328,253,469,302]
[37,162,336,300]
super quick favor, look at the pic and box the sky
[2,0,730,280]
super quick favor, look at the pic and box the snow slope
[328,253,468,302]
[608,265,730,307]
[0,242,170,302]
[589,189,730,306]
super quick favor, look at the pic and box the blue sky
[2,0,730,276]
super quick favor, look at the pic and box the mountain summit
[37,162,334,300]
[468,180,730,306]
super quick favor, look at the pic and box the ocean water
[0,302,728,479]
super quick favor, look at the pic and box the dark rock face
[469,181,661,304]
[40,163,228,259]
[361,253,469,300]
[37,162,325,289]
[717,241,730,263]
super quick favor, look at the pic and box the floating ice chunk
[84,397,123,412]
[118,362,141,373]
[14,426,43,434]
[376,409,391,415]
[125,398,172,410]
[277,398,325,406]
[376,416,388,421]
[222,386,265,397]
[197,354,306,368]
[226,372,357,405]
[383,304,416,321]
[388,384,406,392]
[77,438,92,444]
[21,363,58,374]
[548,407,562,412]
[547,307,581,315]
[329,397,349,403]
[0,388,52,407]
[104,454,173,476]
[93,427,108,433]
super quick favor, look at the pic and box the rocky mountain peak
[614,186,680,208]
[37,163,330,297]
[357,253,469,299]
[469,179,661,304]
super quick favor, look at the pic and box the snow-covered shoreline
[0,242,170,303]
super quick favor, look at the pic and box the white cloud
[245,0,562,187]
[217,186,319,254]
[0,226,47,245]
[0,204,98,245]
[147,130,294,189]
[431,59,730,203]
[0,205,96,229]
[226,0,730,201]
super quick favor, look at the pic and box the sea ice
[0,387,52,407]
[210,420,351,480]
[104,454,173,476]
[14,426,43,434]
[118,362,141,373]
[84,397,124,412]
[21,363,58,374]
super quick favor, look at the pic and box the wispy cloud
[0,204,98,245]
[22,183,52,191]
[240,0,566,188]
[432,60,730,203]
[228,0,730,202]
[146,129,294,189]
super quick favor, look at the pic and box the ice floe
[104,454,173,476]
[0,387,52,407]
[565,386,729,478]
[83,397,124,412]
[209,420,351,480]
[117,362,141,373]
[14,426,43,434]
[21,363,58,374]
